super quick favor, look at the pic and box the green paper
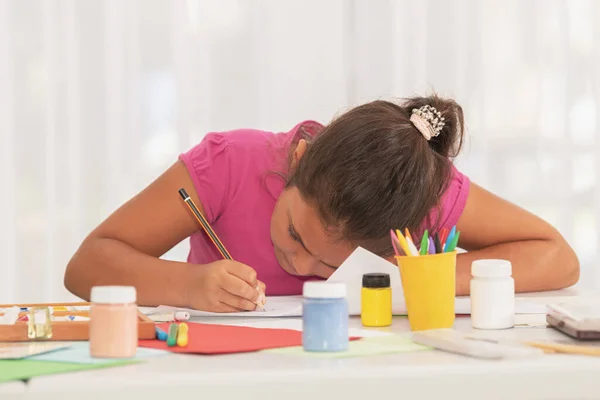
[264,334,431,358]
[0,359,136,383]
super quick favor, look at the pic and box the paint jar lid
[303,281,346,299]
[471,259,512,278]
[91,286,137,304]
[362,273,391,288]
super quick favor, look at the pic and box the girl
[65,95,579,312]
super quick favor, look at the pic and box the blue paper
[28,342,168,364]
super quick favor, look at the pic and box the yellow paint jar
[361,273,392,327]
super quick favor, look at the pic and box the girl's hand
[187,260,266,312]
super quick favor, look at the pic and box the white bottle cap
[91,286,137,304]
[303,281,346,299]
[471,259,512,278]
[174,311,190,321]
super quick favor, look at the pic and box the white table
[0,381,27,399]
[16,288,600,399]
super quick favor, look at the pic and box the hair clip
[410,105,445,141]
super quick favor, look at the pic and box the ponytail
[404,94,465,158]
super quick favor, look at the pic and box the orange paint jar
[89,286,138,358]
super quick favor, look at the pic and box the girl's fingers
[219,289,257,311]
[222,273,260,302]
[215,302,245,313]
[257,280,266,293]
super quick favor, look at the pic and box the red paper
[139,322,303,354]
[139,322,360,354]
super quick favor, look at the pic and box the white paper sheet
[158,247,548,317]
[198,318,394,338]
[157,296,303,317]
[327,247,408,315]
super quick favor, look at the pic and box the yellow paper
[264,335,430,358]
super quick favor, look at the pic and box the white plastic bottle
[470,259,515,329]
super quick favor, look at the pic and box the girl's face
[270,186,354,278]
[269,139,354,278]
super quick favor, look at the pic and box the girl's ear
[291,139,308,171]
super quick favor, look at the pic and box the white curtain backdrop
[1,0,599,303]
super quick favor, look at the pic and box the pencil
[178,188,265,311]
[178,188,232,260]
[525,341,600,356]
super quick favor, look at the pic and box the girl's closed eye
[288,225,301,242]
[288,223,337,269]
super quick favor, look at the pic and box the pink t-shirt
[179,121,470,295]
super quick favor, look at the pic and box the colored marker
[404,228,414,244]
[404,232,420,256]
[439,228,449,248]
[390,230,401,256]
[434,233,443,254]
[155,326,168,341]
[446,231,460,252]
[443,226,456,252]
[395,229,413,256]
[177,323,189,347]
[419,230,429,255]
[447,226,456,242]
[167,323,179,347]
[428,237,436,254]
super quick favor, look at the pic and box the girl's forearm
[65,237,195,307]
[455,239,579,296]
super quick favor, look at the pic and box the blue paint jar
[302,281,348,352]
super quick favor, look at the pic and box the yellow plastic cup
[395,251,457,331]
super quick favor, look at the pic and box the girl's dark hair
[287,94,465,257]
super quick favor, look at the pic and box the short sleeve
[436,165,470,230]
[179,133,232,223]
